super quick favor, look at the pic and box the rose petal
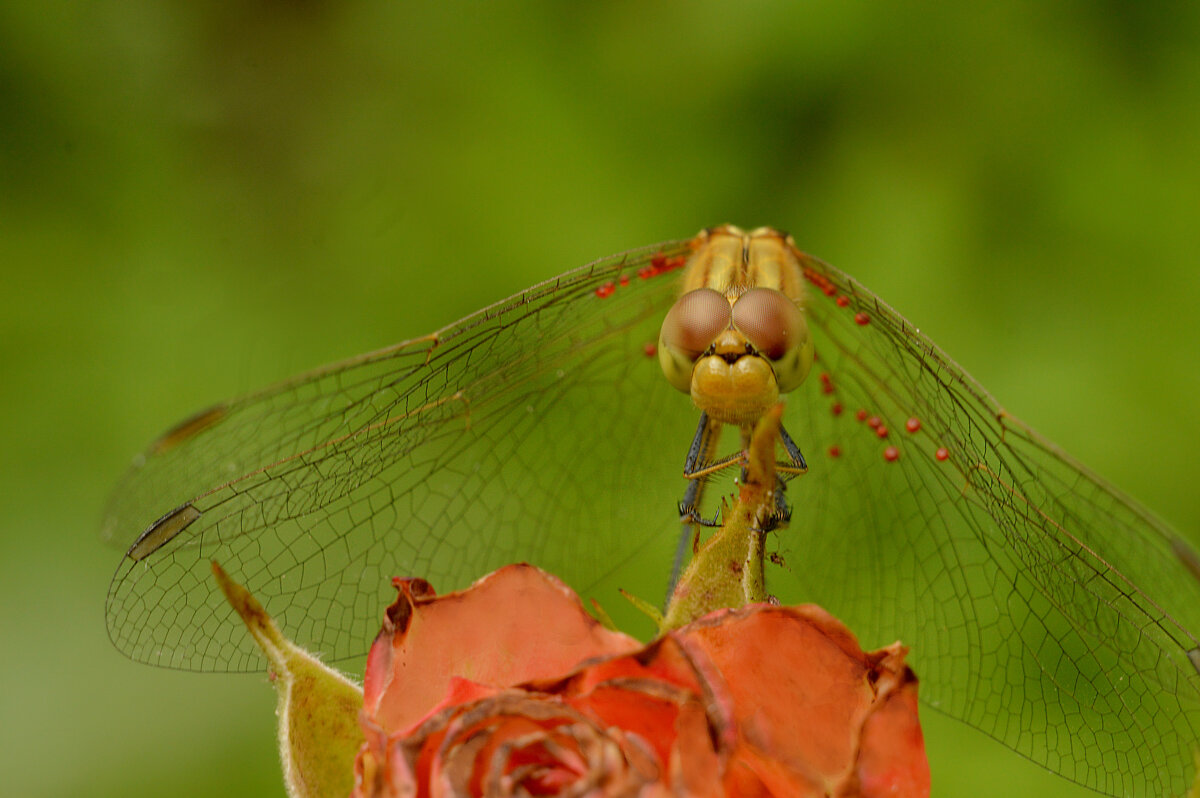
[723,741,827,797]
[363,564,641,733]
[394,692,662,798]
[677,603,930,796]
[680,605,877,776]
[856,669,931,797]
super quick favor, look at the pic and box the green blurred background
[3,1,1198,796]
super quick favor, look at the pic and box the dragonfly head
[658,285,814,426]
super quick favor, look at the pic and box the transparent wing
[103,239,698,671]
[102,234,1200,795]
[784,253,1200,796]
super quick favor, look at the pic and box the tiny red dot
[595,282,616,298]
[883,446,900,462]
[935,447,949,461]
[643,342,657,358]
[867,416,881,428]
[855,408,868,422]
[854,312,870,325]
[638,266,654,280]
[906,417,921,433]
[875,425,889,439]
[828,445,841,458]
[831,402,843,416]
[836,295,850,307]
[619,274,630,286]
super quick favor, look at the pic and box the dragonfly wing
[103,229,1200,793]
[783,252,1200,796]
[103,240,697,671]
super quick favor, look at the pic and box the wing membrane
[103,234,1200,795]
[787,253,1200,795]
[103,240,696,670]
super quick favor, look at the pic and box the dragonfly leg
[681,413,742,481]
[682,412,714,481]
[667,413,801,601]
[758,422,805,532]
[778,422,808,473]
[732,422,797,534]
[678,482,721,528]
[760,474,793,532]
[667,413,727,603]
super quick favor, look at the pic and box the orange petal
[362,564,641,733]
[856,662,931,797]
[675,603,929,795]
[554,635,706,698]
[724,740,827,797]
[679,605,877,777]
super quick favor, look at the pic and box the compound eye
[732,288,813,392]
[658,288,731,393]
[732,288,802,359]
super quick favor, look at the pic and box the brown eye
[658,288,731,393]
[732,288,801,359]
[659,288,731,360]
[732,287,813,392]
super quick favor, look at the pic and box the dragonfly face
[102,225,1200,796]
[658,225,814,426]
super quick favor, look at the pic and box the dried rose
[350,564,929,798]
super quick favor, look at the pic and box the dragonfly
[102,225,1200,796]
[659,227,814,570]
